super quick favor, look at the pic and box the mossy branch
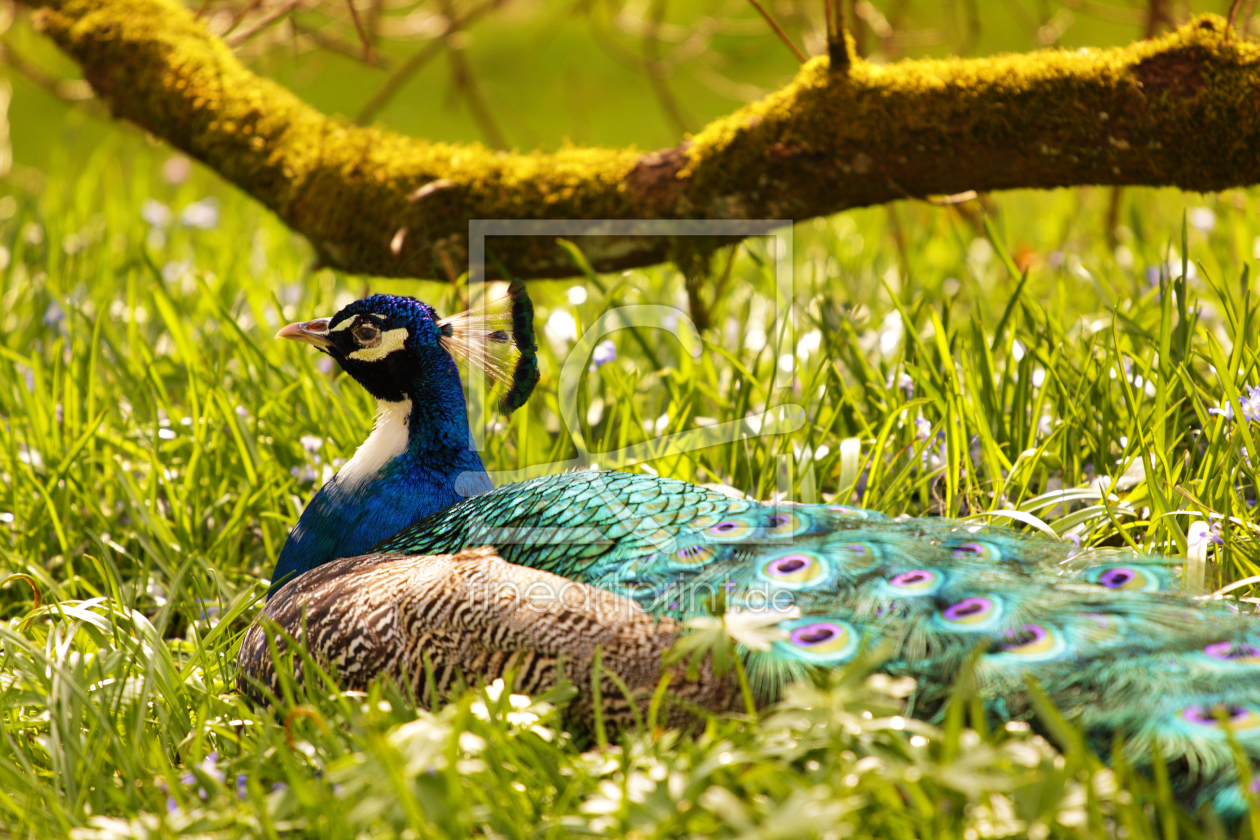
[29,0,1260,280]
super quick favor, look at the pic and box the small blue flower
[178,751,224,801]
[1210,385,1260,424]
[237,774,247,799]
[290,465,317,483]
[591,339,617,368]
[43,303,65,328]
[886,372,914,398]
[1188,516,1224,549]
[916,426,947,473]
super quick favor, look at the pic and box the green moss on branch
[30,1,1260,279]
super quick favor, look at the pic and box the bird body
[240,289,1260,818]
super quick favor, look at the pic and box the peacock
[238,286,1260,818]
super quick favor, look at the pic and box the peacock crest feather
[436,279,539,414]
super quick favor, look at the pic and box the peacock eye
[353,324,380,344]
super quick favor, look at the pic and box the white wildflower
[685,606,800,652]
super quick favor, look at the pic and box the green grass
[3,132,1260,838]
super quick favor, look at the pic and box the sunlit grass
[1,139,1259,838]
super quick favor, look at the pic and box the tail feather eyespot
[706,519,752,540]
[885,569,943,595]
[1202,641,1260,664]
[987,623,1066,662]
[775,618,860,664]
[1180,704,1260,729]
[935,596,1003,631]
[757,552,826,589]
[764,510,805,537]
[949,541,1001,562]
[1089,565,1159,592]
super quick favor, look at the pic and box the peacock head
[277,294,447,402]
[276,286,540,411]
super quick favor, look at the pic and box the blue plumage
[269,293,529,593]
[270,451,490,594]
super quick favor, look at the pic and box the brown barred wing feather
[237,547,739,732]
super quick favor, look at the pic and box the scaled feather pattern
[368,470,1260,815]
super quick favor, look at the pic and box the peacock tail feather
[365,469,1259,815]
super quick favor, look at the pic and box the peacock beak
[276,318,334,348]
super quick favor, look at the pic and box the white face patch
[347,327,409,362]
[336,398,412,489]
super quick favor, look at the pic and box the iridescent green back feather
[375,469,1260,816]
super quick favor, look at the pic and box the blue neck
[269,356,491,596]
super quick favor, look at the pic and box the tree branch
[29,0,1260,280]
